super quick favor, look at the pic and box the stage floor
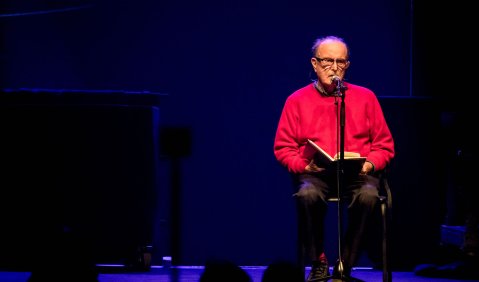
[1,265,479,282]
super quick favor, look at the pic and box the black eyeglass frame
[314,57,349,68]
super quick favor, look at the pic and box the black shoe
[307,258,329,282]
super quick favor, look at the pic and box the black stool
[297,173,392,282]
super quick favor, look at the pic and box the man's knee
[358,186,379,207]
[295,183,323,204]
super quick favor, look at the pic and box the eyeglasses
[314,57,349,69]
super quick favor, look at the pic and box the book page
[306,139,334,162]
[333,151,361,159]
[306,139,366,174]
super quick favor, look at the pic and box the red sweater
[274,82,395,174]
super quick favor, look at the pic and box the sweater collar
[313,80,334,97]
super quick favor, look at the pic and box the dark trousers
[293,172,380,268]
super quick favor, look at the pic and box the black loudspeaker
[159,126,192,158]
[0,91,161,271]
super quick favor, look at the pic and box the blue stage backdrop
[0,0,456,271]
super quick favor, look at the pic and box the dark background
[0,0,469,271]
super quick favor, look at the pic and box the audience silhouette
[262,260,304,282]
[199,259,252,282]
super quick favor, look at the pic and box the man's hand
[305,159,325,173]
[360,161,374,175]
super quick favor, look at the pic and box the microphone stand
[315,80,364,282]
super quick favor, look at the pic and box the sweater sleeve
[365,96,395,171]
[273,97,310,174]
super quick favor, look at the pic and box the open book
[305,139,366,173]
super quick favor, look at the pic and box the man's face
[310,40,350,92]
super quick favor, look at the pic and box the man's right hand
[305,159,325,173]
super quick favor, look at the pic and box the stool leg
[381,201,391,282]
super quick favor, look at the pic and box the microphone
[331,75,345,96]
[331,76,341,86]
